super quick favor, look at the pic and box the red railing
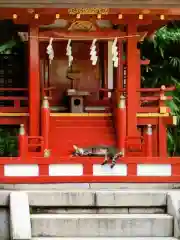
[19,133,44,158]
[0,156,180,183]
[138,85,175,113]
[98,85,175,114]
[18,96,50,158]
[0,88,28,112]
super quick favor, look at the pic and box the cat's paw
[110,164,115,169]
[101,161,107,166]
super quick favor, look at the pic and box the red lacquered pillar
[41,96,50,157]
[29,25,40,136]
[19,124,27,160]
[145,124,153,157]
[117,95,126,155]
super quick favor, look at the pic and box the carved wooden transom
[68,21,96,32]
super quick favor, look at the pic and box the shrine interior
[0,19,121,114]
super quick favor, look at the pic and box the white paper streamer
[112,37,118,68]
[90,39,98,66]
[46,38,54,64]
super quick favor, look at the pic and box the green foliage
[0,40,17,54]
[0,127,18,157]
[140,22,180,155]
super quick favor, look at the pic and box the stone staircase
[9,190,180,240]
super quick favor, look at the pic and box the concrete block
[167,191,180,238]
[0,183,178,190]
[0,191,10,206]
[28,191,95,206]
[33,207,128,214]
[128,207,165,214]
[31,213,173,237]
[32,238,178,240]
[96,191,167,207]
[0,183,90,190]
[89,183,178,189]
[10,192,31,240]
[0,209,10,240]
[33,239,178,240]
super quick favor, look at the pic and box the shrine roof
[0,0,180,8]
[0,6,179,25]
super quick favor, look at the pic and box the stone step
[28,190,167,207]
[31,214,173,237]
[32,206,165,214]
[32,238,178,240]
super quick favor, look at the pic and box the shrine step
[49,116,116,155]
[31,214,173,237]
[27,190,166,207]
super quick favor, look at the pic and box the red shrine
[0,7,179,183]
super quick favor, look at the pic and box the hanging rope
[30,33,141,41]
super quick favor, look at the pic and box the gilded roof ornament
[68,8,109,15]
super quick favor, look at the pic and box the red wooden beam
[126,22,140,136]
[29,26,40,136]
[137,116,175,126]
[0,8,180,17]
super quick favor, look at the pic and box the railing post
[18,124,27,160]
[116,94,126,156]
[41,96,50,157]
[159,85,167,114]
[145,124,153,157]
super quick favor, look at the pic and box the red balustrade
[0,88,28,112]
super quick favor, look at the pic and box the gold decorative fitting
[160,94,167,101]
[42,96,49,109]
[160,15,165,20]
[118,95,126,109]
[44,149,51,158]
[97,14,101,19]
[118,14,123,19]
[34,14,39,19]
[68,8,109,15]
[19,124,25,135]
[68,21,96,32]
[161,85,166,90]
[56,13,60,19]
[13,14,18,19]
[76,14,81,19]
[136,113,169,117]
[173,115,177,125]
[139,14,143,20]
[160,106,167,114]
[142,9,150,14]
[146,124,152,135]
[28,9,34,14]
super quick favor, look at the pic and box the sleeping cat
[72,145,123,168]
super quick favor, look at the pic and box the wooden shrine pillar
[29,26,40,136]
[103,42,108,98]
[116,40,126,153]
[126,21,140,136]
[116,40,123,90]
[158,118,167,157]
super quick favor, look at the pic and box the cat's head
[73,145,84,156]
